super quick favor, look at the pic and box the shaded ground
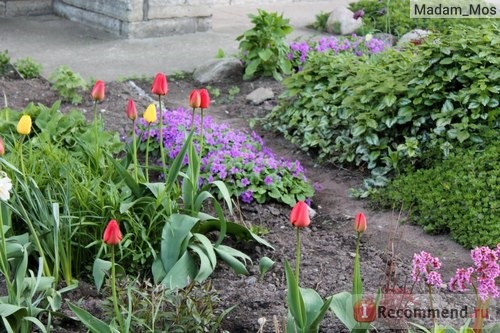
[0,69,481,332]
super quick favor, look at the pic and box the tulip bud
[127,99,137,121]
[17,115,32,135]
[103,219,122,246]
[199,88,210,109]
[151,72,168,96]
[353,299,376,323]
[354,212,367,233]
[0,136,4,156]
[91,80,106,101]
[189,90,201,109]
[290,201,311,228]
[143,104,157,124]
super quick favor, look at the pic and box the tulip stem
[145,125,151,182]
[93,101,100,167]
[295,227,301,282]
[131,120,138,183]
[200,109,205,157]
[110,246,124,330]
[18,137,27,184]
[157,95,167,180]
[353,232,363,303]
[190,107,195,130]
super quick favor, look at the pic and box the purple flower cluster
[288,34,388,67]
[136,107,311,204]
[449,245,499,301]
[411,251,442,288]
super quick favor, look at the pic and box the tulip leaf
[108,156,142,198]
[165,130,194,195]
[192,233,217,269]
[258,256,275,279]
[92,258,111,292]
[214,245,250,275]
[329,291,357,331]
[310,296,333,331]
[193,220,274,249]
[300,287,325,328]
[188,244,215,282]
[68,303,113,333]
[210,180,233,214]
[284,260,306,330]
[161,251,197,289]
[159,214,199,274]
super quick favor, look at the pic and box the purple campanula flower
[240,190,253,203]
[240,178,250,187]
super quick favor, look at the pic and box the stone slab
[123,16,211,38]
[148,4,211,19]
[55,0,143,22]
[5,0,52,16]
[53,1,123,35]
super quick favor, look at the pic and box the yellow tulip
[17,115,32,135]
[143,104,157,124]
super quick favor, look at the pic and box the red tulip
[151,72,168,96]
[290,201,310,228]
[353,299,376,323]
[127,99,137,120]
[189,90,201,108]
[0,136,4,156]
[354,212,367,233]
[199,88,210,109]
[91,80,105,101]
[103,219,122,246]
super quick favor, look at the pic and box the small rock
[246,87,274,105]
[269,206,280,216]
[193,58,244,84]
[262,101,274,112]
[349,252,356,258]
[326,6,363,35]
[397,29,432,47]
[245,276,257,285]
[372,32,396,47]
[308,206,317,218]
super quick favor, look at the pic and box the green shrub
[49,65,87,104]
[15,57,43,79]
[1,102,125,277]
[0,50,10,74]
[106,279,230,332]
[308,11,330,32]
[349,0,488,36]
[372,142,500,248]
[265,23,499,187]
[236,9,293,80]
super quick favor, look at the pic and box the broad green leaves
[237,9,293,80]
[266,23,499,190]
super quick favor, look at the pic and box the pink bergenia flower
[472,246,499,301]
[426,271,443,287]
[412,251,442,288]
[449,267,474,292]
[448,245,499,302]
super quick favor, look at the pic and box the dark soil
[0,68,480,332]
